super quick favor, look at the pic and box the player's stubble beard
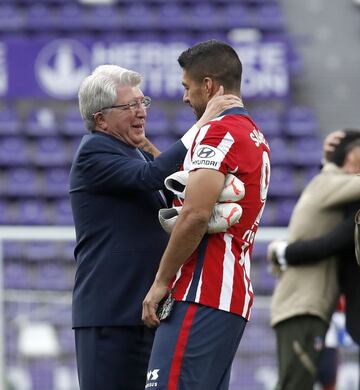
[193,101,208,121]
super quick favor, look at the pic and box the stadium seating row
[0,104,319,138]
[0,3,285,32]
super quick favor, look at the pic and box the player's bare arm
[142,169,225,327]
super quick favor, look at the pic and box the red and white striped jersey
[171,108,271,320]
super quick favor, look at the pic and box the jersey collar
[220,107,249,117]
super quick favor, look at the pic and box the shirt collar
[219,107,249,117]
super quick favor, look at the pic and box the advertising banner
[0,37,289,100]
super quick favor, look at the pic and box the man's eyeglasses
[99,96,151,113]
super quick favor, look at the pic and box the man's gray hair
[78,65,143,131]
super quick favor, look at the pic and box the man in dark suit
[69,64,240,390]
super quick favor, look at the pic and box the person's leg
[146,301,246,390]
[317,347,338,390]
[75,325,155,390]
[274,315,328,390]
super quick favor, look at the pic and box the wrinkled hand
[323,130,345,162]
[197,86,244,128]
[142,280,169,328]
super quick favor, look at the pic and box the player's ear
[203,77,215,98]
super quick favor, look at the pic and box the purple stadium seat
[146,107,169,136]
[0,200,16,225]
[28,360,55,390]
[0,137,30,166]
[285,106,318,137]
[252,241,268,261]
[58,327,76,353]
[87,5,120,31]
[222,5,253,29]
[0,106,21,135]
[36,264,69,290]
[42,168,69,197]
[54,3,87,31]
[23,241,58,261]
[252,107,283,137]
[51,304,72,326]
[61,106,85,137]
[69,137,83,157]
[258,200,278,226]
[51,198,74,225]
[1,168,41,197]
[162,32,193,44]
[25,107,58,136]
[58,241,75,262]
[254,5,285,31]
[275,198,297,226]
[290,137,322,166]
[122,4,155,29]
[194,31,228,43]
[4,263,29,289]
[16,199,50,225]
[0,4,25,31]
[126,32,164,43]
[267,137,289,165]
[31,137,69,167]
[5,327,18,356]
[188,3,220,30]
[287,44,304,76]
[156,4,189,30]
[173,106,195,136]
[21,0,73,3]
[25,4,55,31]
[254,274,276,298]
[303,166,320,184]
[268,166,300,197]
[3,241,24,259]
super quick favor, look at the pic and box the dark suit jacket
[285,202,360,344]
[70,130,186,327]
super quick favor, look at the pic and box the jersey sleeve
[189,122,239,175]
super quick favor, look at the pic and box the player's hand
[196,86,243,128]
[142,280,169,328]
[138,137,161,157]
[323,130,345,162]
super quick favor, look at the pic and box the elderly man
[70,64,240,390]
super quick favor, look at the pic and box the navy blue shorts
[146,301,247,390]
[75,325,155,390]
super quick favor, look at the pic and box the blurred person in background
[69,64,241,390]
[267,129,360,390]
[142,40,271,389]
[356,209,360,264]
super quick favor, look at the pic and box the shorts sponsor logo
[146,369,160,388]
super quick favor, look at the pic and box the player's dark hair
[178,40,242,93]
[329,129,360,166]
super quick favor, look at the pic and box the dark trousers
[75,325,155,390]
[274,315,328,390]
